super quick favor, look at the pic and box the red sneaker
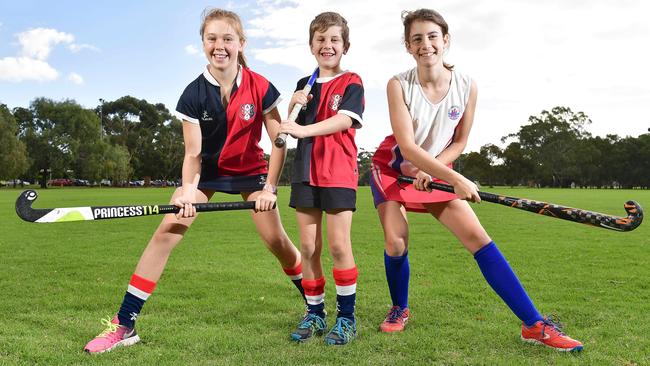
[521,316,583,352]
[379,306,410,333]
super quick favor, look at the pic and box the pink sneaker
[84,316,140,354]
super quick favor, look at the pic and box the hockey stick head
[617,200,643,232]
[15,190,46,222]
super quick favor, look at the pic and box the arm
[173,121,202,218]
[304,113,354,136]
[264,107,286,187]
[256,107,285,211]
[281,79,363,139]
[388,78,480,202]
[280,91,354,138]
[279,113,353,139]
[435,80,478,165]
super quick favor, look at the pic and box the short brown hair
[309,12,350,52]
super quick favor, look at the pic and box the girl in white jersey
[370,8,583,352]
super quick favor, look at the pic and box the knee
[262,232,292,250]
[150,227,185,252]
[464,230,491,250]
[300,241,319,261]
[328,242,351,262]
[384,235,408,256]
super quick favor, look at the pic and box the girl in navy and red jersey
[278,12,363,346]
[371,8,583,352]
[84,8,303,354]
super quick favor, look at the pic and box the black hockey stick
[16,190,264,223]
[274,67,319,148]
[397,176,643,232]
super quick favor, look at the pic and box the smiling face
[406,20,449,68]
[310,25,347,75]
[202,19,244,73]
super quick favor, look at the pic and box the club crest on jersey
[202,110,213,121]
[448,105,461,120]
[329,94,342,111]
[240,103,255,121]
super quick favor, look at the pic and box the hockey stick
[274,67,319,148]
[15,190,263,223]
[397,176,643,232]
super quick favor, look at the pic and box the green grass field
[1,186,649,365]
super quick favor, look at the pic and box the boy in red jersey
[84,8,305,354]
[278,12,363,346]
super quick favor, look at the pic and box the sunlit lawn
[1,186,648,365]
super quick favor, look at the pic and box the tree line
[1,99,647,189]
[456,106,650,189]
[0,97,184,188]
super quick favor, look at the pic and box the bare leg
[290,208,327,342]
[325,209,355,269]
[377,201,412,330]
[244,190,301,269]
[426,199,546,327]
[84,188,214,353]
[134,188,213,281]
[424,199,491,254]
[377,201,409,256]
[295,207,323,279]
[324,208,358,343]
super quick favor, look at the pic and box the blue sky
[2,0,649,153]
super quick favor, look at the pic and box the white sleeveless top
[397,67,472,159]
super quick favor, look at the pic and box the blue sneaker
[324,317,357,345]
[291,313,327,342]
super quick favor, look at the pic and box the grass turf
[1,186,648,365]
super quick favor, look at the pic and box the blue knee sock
[384,250,409,309]
[474,242,543,326]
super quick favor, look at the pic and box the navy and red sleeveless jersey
[291,71,364,189]
[176,66,281,181]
